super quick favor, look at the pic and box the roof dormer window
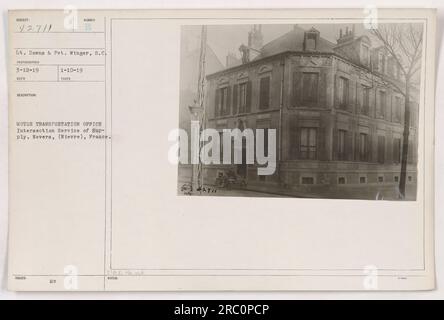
[304,27,320,51]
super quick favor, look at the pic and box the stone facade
[203,25,419,199]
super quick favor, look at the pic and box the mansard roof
[254,25,336,60]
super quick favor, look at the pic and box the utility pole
[189,25,207,192]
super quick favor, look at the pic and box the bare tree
[370,24,423,198]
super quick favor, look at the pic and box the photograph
[178,23,422,200]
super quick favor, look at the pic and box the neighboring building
[203,24,419,199]
[179,43,224,133]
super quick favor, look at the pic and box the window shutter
[292,72,302,107]
[368,88,375,117]
[318,72,327,108]
[393,138,400,163]
[355,132,360,161]
[246,80,252,113]
[214,88,220,117]
[226,86,231,116]
[332,128,338,160]
[232,84,238,115]
[295,126,301,159]
[378,136,385,163]
[357,84,362,113]
[318,126,325,160]
[367,134,373,162]
[345,131,353,161]
[259,77,270,110]
[289,116,299,159]
[348,80,355,113]
[334,75,339,108]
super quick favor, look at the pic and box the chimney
[248,24,263,51]
[337,25,355,45]
[244,24,263,61]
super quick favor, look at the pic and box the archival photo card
[7,8,435,291]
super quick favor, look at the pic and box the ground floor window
[377,135,385,164]
[300,127,317,160]
[338,129,346,160]
[359,133,369,161]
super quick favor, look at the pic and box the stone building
[203,25,419,199]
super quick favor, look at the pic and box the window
[337,77,349,109]
[359,133,368,161]
[302,72,319,105]
[259,76,270,109]
[219,131,224,163]
[393,138,401,163]
[217,86,229,116]
[378,176,384,183]
[301,177,314,185]
[360,176,367,184]
[300,128,317,160]
[361,44,369,66]
[338,129,346,160]
[394,176,399,182]
[238,82,247,113]
[377,135,385,164]
[393,96,402,123]
[378,52,385,73]
[338,177,346,185]
[259,128,269,157]
[408,176,412,182]
[376,91,386,118]
[361,85,370,115]
[305,32,317,50]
